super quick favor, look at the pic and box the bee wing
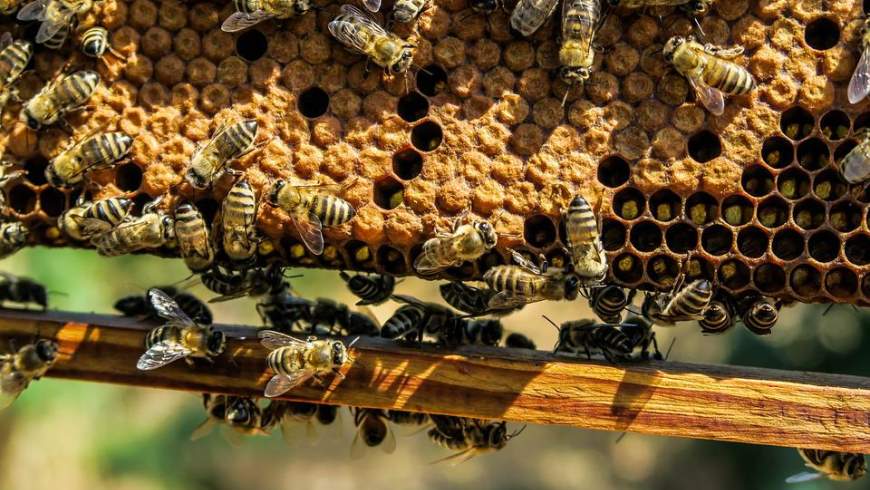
[258,329,307,350]
[380,423,397,454]
[413,240,448,274]
[70,215,112,238]
[147,288,197,328]
[363,0,381,12]
[221,10,273,32]
[509,250,542,275]
[291,211,324,255]
[35,13,73,44]
[561,0,594,51]
[784,471,822,484]
[264,371,313,397]
[0,32,11,49]
[16,0,48,20]
[0,390,20,410]
[208,291,250,303]
[512,0,559,35]
[849,48,870,104]
[189,418,216,441]
[136,342,192,370]
[689,77,725,116]
[329,5,388,53]
[488,290,534,310]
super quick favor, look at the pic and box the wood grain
[2,309,869,452]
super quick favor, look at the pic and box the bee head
[43,164,67,188]
[563,274,580,301]
[207,330,226,356]
[471,0,498,13]
[846,454,867,480]
[662,36,685,62]
[330,340,348,366]
[226,397,256,424]
[34,339,58,363]
[185,168,208,190]
[21,109,41,131]
[268,179,287,205]
[559,66,591,85]
[391,48,414,75]
[475,221,498,249]
[486,421,509,449]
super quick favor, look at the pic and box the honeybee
[381,304,426,341]
[510,0,559,37]
[351,408,396,457]
[414,220,498,275]
[136,288,225,370]
[41,23,69,50]
[612,0,712,14]
[17,0,94,48]
[392,0,430,23]
[786,449,866,483]
[21,69,99,130]
[642,278,713,326]
[0,34,33,114]
[0,221,28,259]
[0,273,47,309]
[837,129,870,184]
[698,295,735,334]
[46,131,132,188]
[429,416,524,463]
[115,287,213,325]
[483,254,580,309]
[267,179,356,255]
[587,285,634,324]
[439,318,503,348]
[258,330,354,397]
[387,409,429,426]
[200,265,280,302]
[0,161,24,204]
[328,5,415,75]
[662,36,755,116]
[185,119,258,189]
[741,296,778,335]
[563,196,608,285]
[848,18,870,104]
[439,281,498,317]
[339,271,395,306]
[93,198,175,256]
[391,294,459,339]
[174,202,215,273]
[0,338,58,408]
[191,394,267,441]
[558,0,600,94]
[504,332,536,349]
[221,0,314,32]
[218,178,259,264]
[58,196,133,241]
[310,298,380,337]
[80,27,122,63]
[257,279,313,333]
[620,315,662,360]
[549,317,633,363]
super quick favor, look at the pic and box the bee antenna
[561,85,571,108]
[664,337,677,361]
[347,336,361,348]
[542,315,559,331]
[509,424,527,438]
[821,303,836,316]
[414,64,432,76]
[692,17,706,40]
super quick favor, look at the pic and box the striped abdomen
[439,281,491,315]
[698,51,754,95]
[144,325,181,349]
[0,39,32,86]
[381,304,424,339]
[54,70,99,109]
[215,119,257,161]
[340,271,393,305]
[661,279,713,320]
[41,24,69,50]
[175,203,214,272]
[742,297,778,334]
[589,285,629,324]
[80,27,109,57]
[83,197,132,227]
[698,299,734,334]
[483,265,541,296]
[80,132,133,167]
[221,179,257,261]
[309,194,355,226]
[233,0,262,15]
[564,195,599,246]
[427,427,469,451]
[561,0,598,47]
[267,346,306,376]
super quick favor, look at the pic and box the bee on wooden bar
[510,0,558,36]
[21,69,99,130]
[221,0,314,32]
[549,317,633,363]
[201,264,281,303]
[339,271,395,306]
[174,202,215,273]
[837,129,870,185]
[558,0,600,97]
[191,394,267,441]
[0,338,58,408]
[59,196,133,241]
[483,253,580,309]
[328,5,415,76]
[620,315,662,360]
[587,285,634,324]
[662,36,755,116]
[439,318,503,348]
[0,273,47,309]
[388,409,429,426]
[698,295,735,334]
[391,294,458,338]
[786,449,866,483]
[414,219,498,275]
[256,279,313,333]
[381,304,426,341]
[0,34,33,115]
[611,0,711,14]
[115,286,213,325]
[391,0,430,23]
[0,221,28,259]
[93,198,175,256]
[642,278,713,326]
[351,408,396,457]
[136,288,225,370]
[258,330,355,397]
[17,0,94,48]
[504,332,536,349]
[741,296,779,335]
[849,18,870,104]
[563,196,608,286]
[429,416,524,464]
[46,131,132,188]
[307,297,380,337]
[267,179,356,255]
[218,178,259,264]
[185,119,257,190]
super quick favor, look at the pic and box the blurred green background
[0,246,868,490]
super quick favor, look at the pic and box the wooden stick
[2,309,869,452]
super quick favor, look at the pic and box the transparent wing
[350,428,366,459]
[391,294,424,307]
[264,371,313,397]
[488,290,534,310]
[363,0,381,12]
[147,288,196,327]
[258,329,307,350]
[785,471,822,484]
[221,10,273,32]
[380,424,397,454]
[35,13,72,44]
[70,215,113,238]
[689,77,725,116]
[208,291,250,303]
[190,418,216,441]
[16,0,48,20]
[561,0,594,52]
[329,5,387,53]
[509,250,542,275]
[413,241,448,274]
[0,390,20,410]
[0,32,11,49]
[136,342,192,370]
[849,48,870,104]
[291,211,324,255]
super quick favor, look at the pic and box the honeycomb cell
[613,187,645,220]
[23,157,48,186]
[235,29,268,62]
[812,169,847,201]
[411,121,443,152]
[757,196,788,228]
[834,139,857,164]
[761,135,794,168]
[806,229,840,263]
[825,267,858,298]
[829,201,862,232]
[597,155,630,188]
[649,189,681,222]
[793,198,826,230]
[393,148,424,180]
[298,86,330,119]
[346,240,374,269]
[719,259,751,290]
[194,197,219,225]
[665,222,698,254]
[737,226,768,258]
[780,106,814,140]
[601,219,627,251]
[776,167,811,199]
[804,17,840,51]
[741,165,774,197]
[478,250,505,274]
[686,256,714,281]
[754,263,786,293]
[855,112,870,131]
[130,193,154,215]
[820,110,850,140]
[373,177,405,210]
[721,195,753,226]
[629,220,662,252]
[39,187,65,218]
[685,192,718,225]
[702,224,733,255]
[613,253,642,283]
[845,234,870,266]
[687,130,721,163]
[116,163,143,192]
[647,255,679,286]
[772,228,804,260]
[417,64,448,96]
[8,185,35,214]
[796,137,829,171]
[377,245,407,275]
[790,264,821,297]
[524,215,556,248]
[397,92,430,122]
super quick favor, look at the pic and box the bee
[316,405,339,425]
[58,196,133,241]
[136,288,225,370]
[339,271,395,306]
[174,202,215,273]
[0,0,22,14]
[387,409,429,426]
[741,296,778,335]
[510,0,559,37]
[465,0,503,14]
[504,332,536,349]
[483,254,580,309]
[391,0,430,23]
[0,338,58,408]
[0,34,33,115]
[619,316,662,360]
[381,304,426,341]
[439,318,503,348]
[849,18,870,104]
[0,221,28,259]
[837,129,870,185]
[611,0,711,14]
[0,161,24,207]
[115,287,213,325]
[218,178,259,264]
[258,330,354,397]
[257,281,313,333]
[40,23,69,50]
[429,416,524,463]
[662,36,755,116]
[642,278,713,326]
[587,285,634,324]
[17,0,95,48]
[786,449,866,483]
[698,295,735,334]
[46,131,132,188]
[310,298,381,337]
[563,196,607,285]
[391,294,459,338]
[202,264,283,303]
[0,273,47,310]
[558,0,600,94]
[267,179,356,255]
[185,119,258,190]
[549,317,633,363]
[351,408,396,457]
[328,5,415,76]
[93,198,175,256]
[80,26,123,64]
[21,69,99,130]
[414,220,498,275]
[191,394,267,441]
[221,0,314,32]
[439,281,496,317]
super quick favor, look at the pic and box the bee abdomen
[145,326,179,348]
[381,304,424,339]
[427,427,469,450]
[222,119,258,158]
[268,347,301,376]
[86,197,131,226]
[81,27,109,57]
[41,24,70,50]
[56,70,99,107]
[0,40,32,79]
[82,132,133,166]
[664,280,713,318]
[706,60,754,95]
[234,0,261,15]
[311,195,355,226]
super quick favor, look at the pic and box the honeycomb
[0,0,868,307]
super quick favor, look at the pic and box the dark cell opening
[478,250,505,274]
[601,219,627,251]
[812,168,847,201]
[8,185,36,214]
[445,262,477,281]
[721,195,752,226]
[772,229,804,260]
[629,221,662,252]
[130,193,154,215]
[737,227,767,258]
[793,198,825,230]
[796,138,830,171]
[411,121,443,152]
[718,259,751,290]
[834,139,857,163]
[613,253,642,284]
[804,17,840,51]
[754,263,786,293]
[761,136,794,168]
[24,157,48,186]
[373,177,404,210]
[780,106,815,140]
[647,255,679,287]
[544,249,571,271]
[825,268,858,298]
[829,201,862,232]
[39,187,65,217]
[377,245,407,275]
[416,64,448,97]
[597,156,630,188]
[855,112,870,131]
[807,230,839,262]
[524,215,557,248]
[741,165,774,197]
[820,110,850,140]
[776,167,811,199]
[397,92,430,122]
[236,29,268,62]
[845,234,870,266]
[687,130,721,163]
[346,240,374,268]
[116,163,143,192]
[392,148,424,180]
[863,274,870,300]
[194,198,219,226]
[685,192,718,225]
[665,223,698,254]
[686,256,714,282]
[701,224,733,255]
[298,86,330,119]
[613,187,645,220]
[757,196,788,228]
[790,265,821,297]
[649,189,681,222]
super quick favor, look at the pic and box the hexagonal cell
[754,263,786,293]
[194,197,219,225]
[116,163,143,192]
[718,259,751,290]
[793,198,826,230]
[39,187,66,217]
[780,106,815,140]
[757,196,788,228]
[796,138,830,172]
[236,29,268,62]
[829,201,863,232]
[373,177,404,210]
[397,92,429,122]
[8,184,36,214]
[445,261,477,281]
[601,219,627,251]
[613,187,645,220]
[737,226,768,258]
[772,229,804,260]
[346,240,375,268]
[686,256,714,281]
[613,253,642,283]
[825,267,858,298]
[23,157,48,186]
[701,224,733,255]
[544,248,571,271]
[721,195,752,226]
[416,64,448,97]
[687,130,721,163]
[524,215,557,248]
[776,167,811,199]
[629,220,662,252]
[597,156,630,188]
[812,168,847,201]
[807,229,840,263]
[820,110,850,140]
[845,234,870,266]
[649,189,681,222]
[377,245,407,275]
[741,165,774,197]
[834,139,857,164]
[646,255,679,287]
[855,112,870,131]
[411,120,443,152]
[804,17,840,51]
[392,148,424,180]
[130,193,154,215]
[790,265,821,298]
[685,192,718,226]
[298,86,330,119]
[665,222,698,254]
[761,136,794,169]
[477,250,505,274]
